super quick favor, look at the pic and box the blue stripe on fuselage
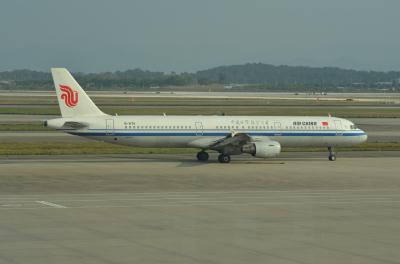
[68,131,367,137]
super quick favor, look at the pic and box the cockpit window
[350,124,358,130]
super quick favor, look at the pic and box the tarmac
[1,152,400,264]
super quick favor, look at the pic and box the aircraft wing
[209,133,251,150]
[188,132,252,153]
[207,132,253,155]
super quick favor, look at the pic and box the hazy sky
[1,0,399,72]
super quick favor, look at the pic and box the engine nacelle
[45,118,65,129]
[241,141,281,158]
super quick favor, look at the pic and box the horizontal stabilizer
[63,121,88,129]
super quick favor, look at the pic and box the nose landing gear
[328,146,336,161]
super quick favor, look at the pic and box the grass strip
[0,142,197,155]
[0,123,50,131]
[0,142,399,155]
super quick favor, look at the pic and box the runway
[1,153,400,263]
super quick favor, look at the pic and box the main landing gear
[197,151,231,163]
[218,153,231,164]
[328,146,336,161]
[196,151,209,161]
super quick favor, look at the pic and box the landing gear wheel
[328,146,336,161]
[218,154,231,163]
[196,151,209,161]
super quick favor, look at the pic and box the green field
[0,123,50,131]
[0,142,197,155]
[1,94,400,118]
[0,142,398,156]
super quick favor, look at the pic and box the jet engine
[241,140,281,158]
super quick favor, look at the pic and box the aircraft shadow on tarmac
[0,154,332,166]
[105,155,290,167]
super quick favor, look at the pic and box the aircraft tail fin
[51,68,106,117]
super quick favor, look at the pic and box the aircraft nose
[360,130,368,143]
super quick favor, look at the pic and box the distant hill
[1,63,399,91]
[196,63,400,86]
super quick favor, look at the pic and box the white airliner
[45,68,367,163]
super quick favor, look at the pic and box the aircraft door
[334,120,343,136]
[195,122,203,136]
[106,119,114,135]
[274,122,282,136]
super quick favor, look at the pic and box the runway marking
[1,204,22,207]
[46,199,400,208]
[36,201,66,208]
[3,193,400,201]
[1,188,400,198]
[19,194,400,203]
[1,198,400,210]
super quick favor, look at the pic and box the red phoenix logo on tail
[59,85,78,108]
